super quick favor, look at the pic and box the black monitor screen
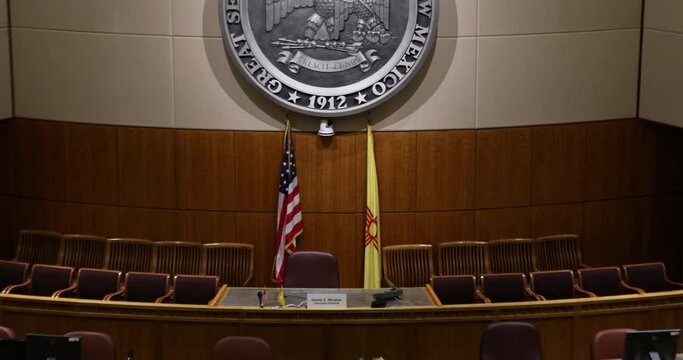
[0,339,25,360]
[24,334,81,360]
[623,329,680,360]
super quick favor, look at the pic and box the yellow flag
[277,286,285,306]
[364,124,382,288]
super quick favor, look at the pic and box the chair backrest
[122,272,170,302]
[382,244,433,288]
[104,238,154,274]
[29,264,74,296]
[535,234,585,271]
[487,238,537,274]
[480,321,542,360]
[530,270,577,300]
[60,234,107,270]
[622,262,668,293]
[437,241,489,276]
[431,275,480,305]
[283,251,339,288]
[480,273,528,303]
[203,243,254,286]
[578,267,625,296]
[0,260,29,291]
[173,275,219,305]
[590,328,635,360]
[152,241,203,278]
[213,336,272,360]
[0,326,15,339]
[15,230,63,265]
[74,268,122,300]
[64,331,116,360]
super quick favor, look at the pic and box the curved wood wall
[0,118,682,287]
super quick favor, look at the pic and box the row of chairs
[0,261,224,305]
[430,262,683,305]
[0,327,271,360]
[383,234,587,288]
[13,230,254,286]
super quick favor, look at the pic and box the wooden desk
[0,289,682,359]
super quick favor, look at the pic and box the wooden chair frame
[202,243,254,286]
[487,238,539,274]
[382,244,434,288]
[535,234,589,271]
[437,241,490,276]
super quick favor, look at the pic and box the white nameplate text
[306,293,347,309]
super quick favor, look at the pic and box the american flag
[273,121,303,287]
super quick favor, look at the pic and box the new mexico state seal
[220,0,438,117]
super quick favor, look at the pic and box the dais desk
[0,289,682,359]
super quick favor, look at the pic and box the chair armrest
[475,289,491,304]
[525,287,545,301]
[103,288,126,301]
[573,285,596,297]
[155,290,174,304]
[621,281,645,294]
[666,279,683,289]
[3,279,31,294]
[52,283,78,298]
[579,263,590,269]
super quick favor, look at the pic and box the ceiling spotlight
[318,119,334,137]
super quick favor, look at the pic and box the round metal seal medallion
[220,0,438,117]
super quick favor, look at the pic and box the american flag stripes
[273,121,303,287]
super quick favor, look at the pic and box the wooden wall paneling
[160,322,216,360]
[474,207,531,242]
[0,119,14,195]
[354,132,367,213]
[415,322,486,360]
[582,199,634,267]
[373,132,417,212]
[655,193,683,280]
[0,311,77,338]
[62,202,119,238]
[475,128,532,208]
[64,123,118,204]
[328,324,417,360]
[78,317,163,360]
[630,196,656,264]
[619,119,656,197]
[175,130,235,211]
[117,207,177,243]
[233,132,282,212]
[654,124,683,194]
[235,212,276,286]
[416,211,474,245]
[298,213,359,288]
[18,198,66,234]
[251,325,326,359]
[416,130,475,211]
[15,119,67,200]
[585,121,622,201]
[378,213,417,247]
[531,203,583,238]
[0,196,17,259]
[531,123,586,205]
[532,318,574,360]
[177,210,236,244]
[118,127,176,208]
[294,132,356,213]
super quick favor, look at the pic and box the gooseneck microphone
[127,349,134,360]
[257,291,263,308]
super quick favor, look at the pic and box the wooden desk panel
[1,291,683,360]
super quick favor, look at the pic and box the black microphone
[127,349,134,360]
[257,291,263,308]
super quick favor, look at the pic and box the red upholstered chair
[213,336,272,360]
[104,271,172,303]
[529,270,595,300]
[159,274,220,305]
[480,322,542,360]
[590,328,635,360]
[430,275,490,305]
[577,267,644,297]
[283,251,339,288]
[622,262,683,293]
[3,264,74,297]
[0,326,15,339]
[64,331,116,360]
[53,268,122,300]
[480,273,542,303]
[0,260,30,292]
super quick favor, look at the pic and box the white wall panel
[640,30,683,128]
[0,0,7,28]
[479,0,641,35]
[477,30,639,128]
[13,29,174,127]
[0,29,11,119]
[645,0,683,34]
[10,0,172,35]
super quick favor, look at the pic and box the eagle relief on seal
[220,0,437,117]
